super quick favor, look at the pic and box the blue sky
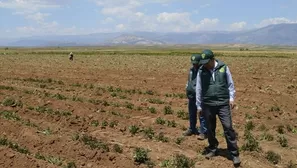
[0,0,297,38]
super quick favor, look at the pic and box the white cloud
[195,18,219,30]
[157,12,191,25]
[135,12,144,18]
[230,21,247,31]
[25,12,51,22]
[255,17,297,28]
[16,26,36,33]
[101,17,114,24]
[101,6,133,16]
[116,24,126,31]
[200,4,210,8]
[0,0,59,13]
[94,0,141,8]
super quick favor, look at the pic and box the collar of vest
[201,59,226,71]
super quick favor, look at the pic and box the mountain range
[1,23,297,47]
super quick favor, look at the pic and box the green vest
[199,60,229,106]
[186,67,199,99]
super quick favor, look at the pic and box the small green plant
[111,92,117,97]
[102,100,110,106]
[277,135,288,147]
[109,120,118,128]
[47,156,63,166]
[129,125,140,135]
[287,160,297,168]
[145,90,155,95]
[143,127,155,139]
[0,137,30,154]
[148,107,157,114]
[241,130,261,152]
[81,135,109,152]
[277,125,285,134]
[245,113,253,119]
[266,151,281,165]
[136,106,143,111]
[88,99,102,105]
[35,152,46,160]
[71,83,81,87]
[113,144,123,153]
[0,111,21,121]
[125,102,134,109]
[260,132,274,141]
[111,111,123,117]
[91,120,99,127]
[133,147,150,164]
[39,84,47,88]
[175,137,185,145]
[156,117,166,125]
[166,120,177,127]
[245,121,255,131]
[101,120,108,128]
[2,97,22,107]
[72,96,84,102]
[52,93,67,100]
[160,154,195,168]
[286,124,293,132]
[65,162,77,168]
[155,132,169,142]
[38,128,52,135]
[57,80,64,85]
[258,124,267,131]
[148,98,164,104]
[177,110,188,120]
[164,106,173,115]
[0,85,14,91]
[119,95,127,99]
[269,106,280,112]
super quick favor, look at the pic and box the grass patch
[177,110,188,120]
[0,137,30,154]
[160,154,195,168]
[2,97,23,107]
[163,106,174,115]
[81,135,109,152]
[265,151,281,165]
[0,85,15,91]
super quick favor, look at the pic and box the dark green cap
[191,53,202,64]
[200,49,214,64]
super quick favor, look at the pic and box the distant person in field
[196,49,240,166]
[69,52,74,61]
[184,53,207,140]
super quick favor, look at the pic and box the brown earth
[0,48,297,168]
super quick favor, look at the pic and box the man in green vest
[184,54,207,140]
[196,49,240,166]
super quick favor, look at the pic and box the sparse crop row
[0,137,77,167]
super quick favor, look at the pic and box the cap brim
[191,61,199,64]
[200,59,210,65]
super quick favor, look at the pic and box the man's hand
[230,101,235,109]
[198,109,203,117]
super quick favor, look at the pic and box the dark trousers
[203,104,239,156]
[188,98,207,134]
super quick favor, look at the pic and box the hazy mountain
[2,23,297,46]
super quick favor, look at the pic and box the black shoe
[232,156,241,166]
[197,133,207,140]
[205,151,216,159]
[183,129,198,136]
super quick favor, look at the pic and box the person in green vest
[196,49,240,166]
[184,53,207,140]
